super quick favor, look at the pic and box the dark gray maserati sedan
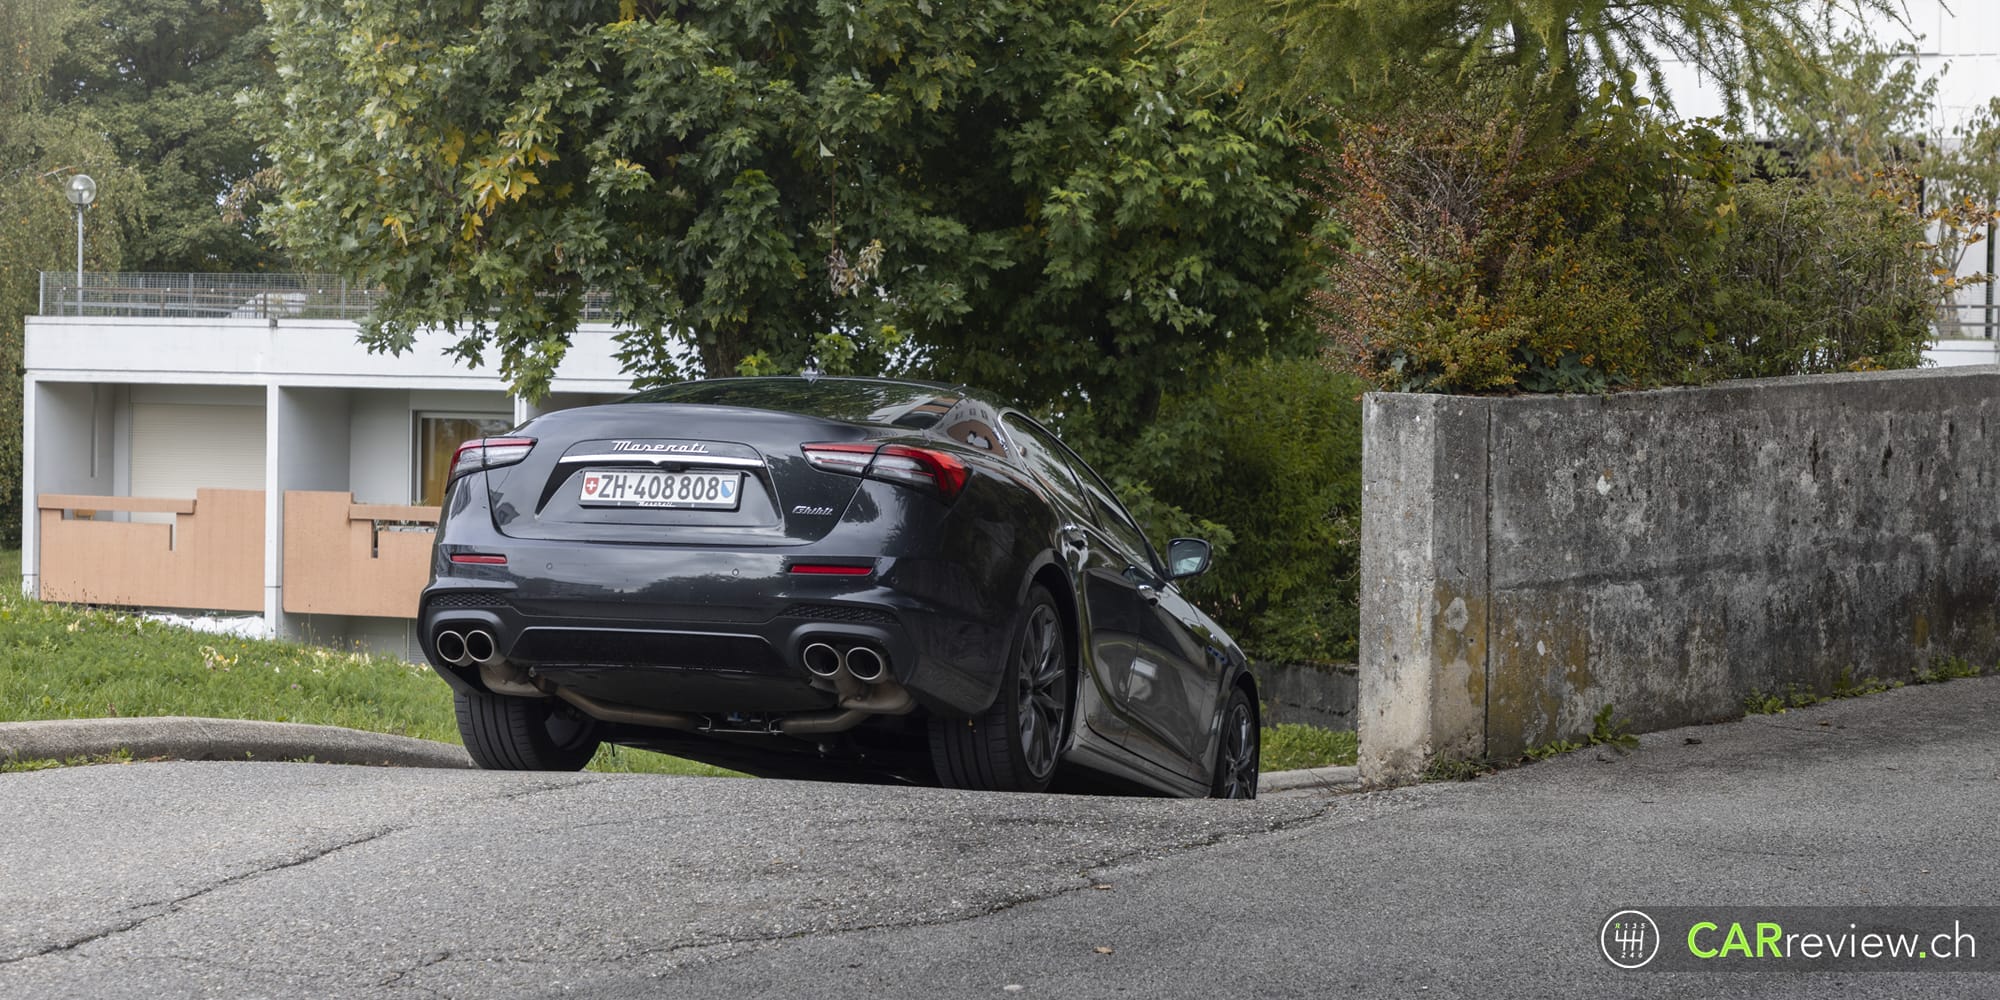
[418,377,1260,798]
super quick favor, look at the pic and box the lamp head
[65,174,96,207]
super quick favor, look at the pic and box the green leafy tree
[1143,0,1894,116]
[50,0,278,271]
[1,0,138,547]
[253,0,1314,430]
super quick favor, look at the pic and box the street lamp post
[65,174,96,316]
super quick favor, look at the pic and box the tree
[0,0,138,546]
[50,0,279,271]
[1747,25,2000,334]
[1141,0,1895,118]
[253,0,1315,429]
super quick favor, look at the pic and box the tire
[930,585,1070,793]
[454,686,601,771]
[1209,686,1259,799]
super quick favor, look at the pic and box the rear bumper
[419,545,1007,718]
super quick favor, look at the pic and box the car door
[995,414,1136,750]
[1067,475,1219,775]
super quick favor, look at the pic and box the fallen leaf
[1094,946,1113,955]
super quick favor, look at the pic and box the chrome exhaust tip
[845,646,888,684]
[435,630,470,667]
[465,629,498,664]
[802,642,843,678]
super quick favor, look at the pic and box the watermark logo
[1602,910,1661,969]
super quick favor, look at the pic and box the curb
[2,716,1354,789]
[1260,764,1363,795]
[0,717,473,770]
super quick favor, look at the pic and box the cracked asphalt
[4,676,1998,999]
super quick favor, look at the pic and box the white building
[20,273,632,658]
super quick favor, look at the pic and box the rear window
[628,378,963,429]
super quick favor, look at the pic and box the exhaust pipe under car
[435,629,470,667]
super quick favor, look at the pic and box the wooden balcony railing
[281,492,439,619]
[36,490,265,611]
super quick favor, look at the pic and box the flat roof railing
[36,272,618,321]
[38,272,382,320]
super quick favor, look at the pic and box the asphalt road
[4,676,1997,999]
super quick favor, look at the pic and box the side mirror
[1165,537,1212,580]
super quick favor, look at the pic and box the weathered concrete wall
[1251,662,1358,731]
[1359,368,2000,783]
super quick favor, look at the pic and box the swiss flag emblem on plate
[583,475,601,496]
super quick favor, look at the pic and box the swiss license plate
[579,470,743,509]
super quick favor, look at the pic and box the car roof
[625,376,996,431]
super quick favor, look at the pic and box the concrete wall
[1251,662,1358,731]
[1359,368,2000,783]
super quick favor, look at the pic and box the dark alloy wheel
[930,585,1070,792]
[455,687,601,771]
[1210,687,1259,799]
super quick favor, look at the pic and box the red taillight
[449,437,535,481]
[871,445,968,500]
[789,563,873,576]
[799,442,969,501]
[449,553,508,565]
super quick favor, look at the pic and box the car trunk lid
[485,404,877,546]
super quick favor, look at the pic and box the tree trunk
[699,332,745,379]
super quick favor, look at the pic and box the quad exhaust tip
[801,641,889,682]
[435,627,499,667]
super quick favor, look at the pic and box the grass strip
[1260,723,1359,771]
[5,550,1327,777]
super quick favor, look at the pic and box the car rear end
[417,380,1030,775]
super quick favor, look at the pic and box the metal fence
[1940,300,2000,341]
[36,272,620,321]
[38,272,381,320]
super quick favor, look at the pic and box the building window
[414,413,513,506]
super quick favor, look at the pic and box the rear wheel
[1210,687,1259,799]
[930,585,1069,792]
[455,687,601,771]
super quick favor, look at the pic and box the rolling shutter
[129,402,268,500]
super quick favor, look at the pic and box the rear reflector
[800,442,969,501]
[449,553,508,565]
[789,564,873,576]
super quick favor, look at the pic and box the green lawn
[0,550,727,776]
[2,549,1348,776]
[1261,722,1359,771]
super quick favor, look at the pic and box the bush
[1312,70,1941,394]
[1069,356,1365,664]
[1691,178,1934,378]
